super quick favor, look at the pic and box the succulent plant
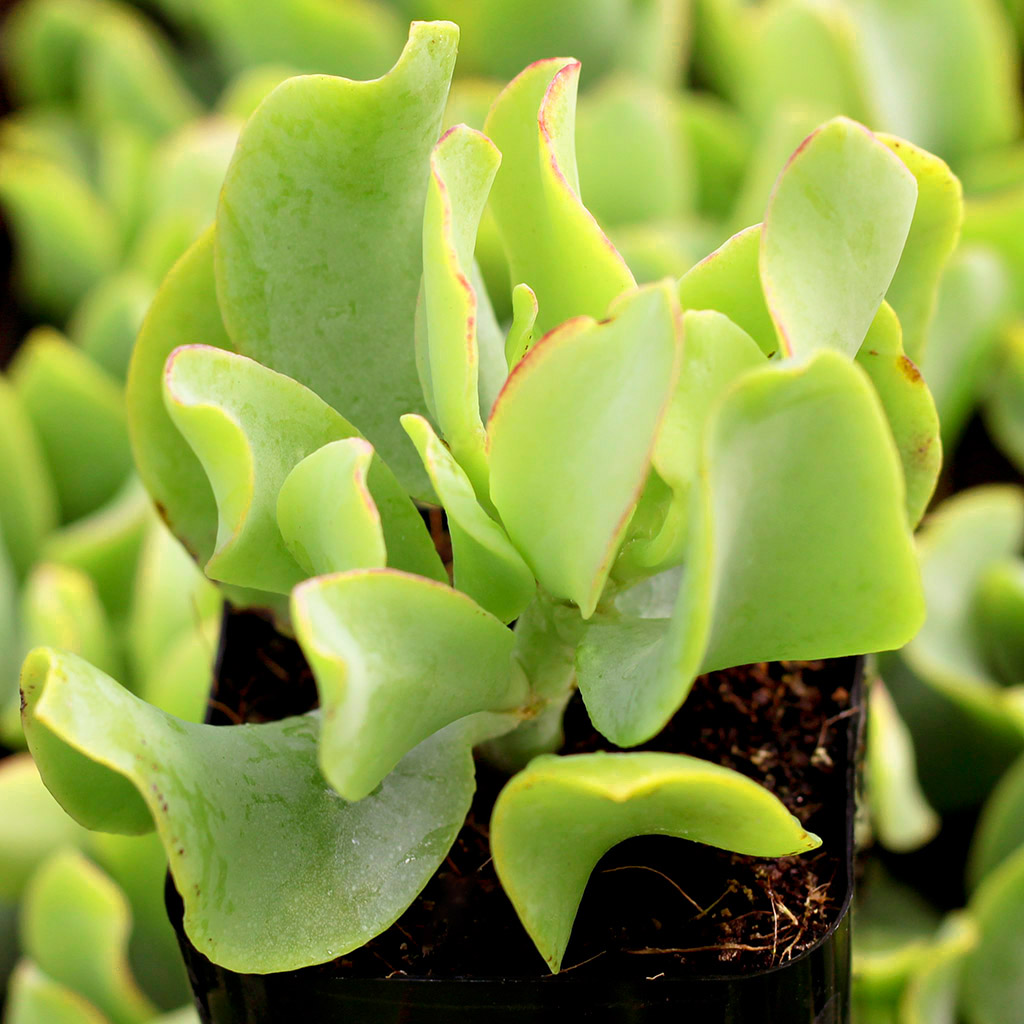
[15,19,951,975]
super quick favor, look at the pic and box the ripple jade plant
[19,21,950,976]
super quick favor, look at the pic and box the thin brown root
[601,864,707,915]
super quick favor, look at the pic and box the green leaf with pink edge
[491,751,821,972]
[419,124,501,498]
[127,227,231,568]
[10,329,132,524]
[21,647,478,973]
[215,23,458,499]
[578,350,924,747]
[22,850,156,1024]
[292,569,525,801]
[277,439,443,583]
[487,281,682,618]
[855,302,941,527]
[5,960,111,1024]
[402,414,535,623]
[985,323,1024,475]
[0,375,57,579]
[761,117,918,360]
[875,135,963,366]
[483,57,635,337]
[617,309,765,577]
[677,224,777,356]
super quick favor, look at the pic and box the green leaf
[127,226,230,566]
[68,273,155,381]
[215,22,459,497]
[578,350,924,746]
[0,754,87,903]
[22,850,155,1024]
[854,302,941,527]
[163,345,366,593]
[985,323,1024,475]
[491,751,820,972]
[0,375,57,578]
[487,281,681,617]
[20,562,121,681]
[961,186,1024,311]
[971,556,1024,685]
[292,569,523,801]
[10,330,131,523]
[278,437,444,583]
[865,676,939,853]
[4,960,110,1024]
[679,94,750,222]
[483,57,635,336]
[761,117,918,359]
[420,124,501,498]
[0,152,118,317]
[677,223,777,356]
[402,414,535,623]
[968,750,1024,890]
[899,912,978,1024]
[876,135,962,365]
[21,647,477,973]
[503,282,538,370]
[962,844,1024,1024]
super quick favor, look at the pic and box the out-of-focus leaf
[21,647,477,973]
[679,93,750,221]
[215,65,296,121]
[0,375,57,579]
[491,751,820,971]
[216,23,458,497]
[962,186,1024,310]
[579,350,923,746]
[865,676,939,853]
[487,282,681,617]
[971,556,1024,684]
[968,750,1024,890]
[484,57,635,336]
[69,273,155,381]
[10,330,131,523]
[854,303,941,527]
[899,912,978,1024]
[0,754,86,903]
[0,153,118,317]
[985,322,1024,473]
[4,960,110,1024]
[761,117,918,359]
[127,227,230,566]
[403,415,535,623]
[292,569,523,801]
[22,850,155,1024]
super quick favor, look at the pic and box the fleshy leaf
[876,134,962,365]
[968,750,1024,890]
[504,282,538,370]
[677,224,777,356]
[962,845,1024,1024]
[22,850,155,1024]
[899,912,978,1024]
[0,375,57,578]
[971,556,1024,685]
[865,676,939,853]
[69,273,155,381]
[986,323,1024,475]
[402,414,535,623]
[163,346,365,594]
[0,754,87,903]
[579,350,923,746]
[292,569,524,801]
[760,117,918,359]
[215,22,459,497]
[21,647,477,973]
[491,751,820,971]
[420,124,501,497]
[854,302,941,527]
[10,329,132,523]
[483,57,635,336]
[127,227,231,566]
[487,281,681,617]
[4,960,110,1024]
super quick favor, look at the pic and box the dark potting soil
[205,611,857,983]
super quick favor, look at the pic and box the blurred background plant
[3,1,1024,1022]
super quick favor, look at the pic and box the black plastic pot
[169,613,862,1023]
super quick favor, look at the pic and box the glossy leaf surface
[292,569,523,800]
[216,22,458,497]
[491,751,820,971]
[483,58,635,335]
[21,648,476,973]
[487,282,681,617]
[761,117,917,359]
